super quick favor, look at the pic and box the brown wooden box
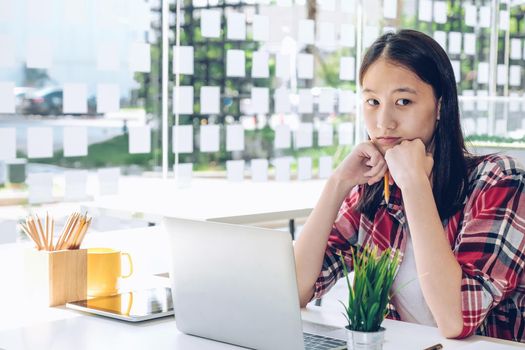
[24,249,87,306]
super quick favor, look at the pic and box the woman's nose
[376,108,397,130]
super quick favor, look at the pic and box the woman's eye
[366,99,379,106]
[396,98,411,106]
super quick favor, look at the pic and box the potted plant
[339,245,401,350]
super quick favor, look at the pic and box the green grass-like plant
[339,245,401,333]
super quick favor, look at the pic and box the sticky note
[433,1,447,24]
[129,126,151,154]
[480,6,491,28]
[97,84,120,113]
[319,88,335,114]
[298,19,315,45]
[476,90,488,111]
[226,160,245,182]
[297,156,312,181]
[0,35,15,67]
[226,50,245,77]
[497,64,507,86]
[298,89,313,114]
[98,168,120,196]
[172,125,193,153]
[27,127,53,158]
[252,15,269,41]
[0,82,15,113]
[338,122,354,145]
[477,62,489,84]
[63,83,87,114]
[499,10,509,31]
[451,60,460,83]
[28,173,53,204]
[273,157,291,182]
[339,89,356,113]
[339,56,355,81]
[251,50,269,78]
[511,39,522,60]
[448,32,461,55]
[464,4,477,27]
[226,124,244,151]
[295,123,313,149]
[131,0,149,31]
[173,86,194,115]
[418,0,432,22]
[433,31,446,50]
[464,33,476,55]
[201,9,221,38]
[383,0,397,19]
[510,66,521,87]
[363,26,379,48]
[275,53,291,80]
[27,38,52,69]
[0,128,16,160]
[251,87,269,114]
[64,170,88,201]
[297,53,314,79]
[173,46,194,75]
[200,124,220,152]
[274,87,291,113]
[251,158,268,182]
[318,22,336,51]
[227,12,246,40]
[129,43,151,73]
[63,126,88,157]
[462,90,474,112]
[274,124,291,149]
[318,123,333,147]
[319,156,333,179]
[340,24,355,48]
[175,163,193,186]
[200,86,220,114]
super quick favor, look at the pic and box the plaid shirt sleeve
[454,157,525,338]
[312,185,362,300]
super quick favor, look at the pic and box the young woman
[294,29,525,342]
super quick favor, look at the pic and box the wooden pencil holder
[24,248,87,306]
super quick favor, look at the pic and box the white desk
[1,227,523,349]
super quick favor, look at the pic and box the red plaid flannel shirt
[313,154,525,342]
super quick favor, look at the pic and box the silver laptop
[163,217,346,350]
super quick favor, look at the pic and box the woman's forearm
[294,175,355,307]
[401,177,464,338]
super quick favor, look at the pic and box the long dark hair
[356,29,482,221]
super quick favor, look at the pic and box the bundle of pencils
[384,171,391,203]
[19,212,92,251]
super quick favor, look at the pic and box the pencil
[384,171,390,203]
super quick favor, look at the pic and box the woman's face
[361,58,440,155]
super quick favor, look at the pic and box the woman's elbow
[438,319,465,339]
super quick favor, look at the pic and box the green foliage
[339,246,400,333]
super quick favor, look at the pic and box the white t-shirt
[391,234,437,326]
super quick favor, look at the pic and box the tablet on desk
[66,287,174,322]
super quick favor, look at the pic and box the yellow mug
[87,248,133,297]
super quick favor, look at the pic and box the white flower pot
[346,326,386,350]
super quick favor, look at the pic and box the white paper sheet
[250,158,268,182]
[274,124,291,149]
[297,156,312,181]
[433,1,447,24]
[338,122,354,145]
[318,156,333,179]
[433,31,446,50]
[0,128,15,160]
[319,88,335,114]
[480,6,491,28]
[251,87,269,114]
[383,0,397,19]
[511,39,522,60]
[0,0,12,22]
[340,24,355,48]
[275,53,291,80]
[476,117,488,134]
[458,340,522,350]
[451,60,460,83]
[201,9,221,38]
[318,123,333,147]
[0,35,15,68]
[173,86,194,115]
[27,173,53,204]
[339,89,356,113]
[200,124,220,152]
[26,38,52,69]
[27,127,53,158]
[227,12,246,40]
[298,19,315,45]
[319,0,335,11]
[297,53,314,79]
[510,66,522,87]
[97,84,120,114]
[129,126,151,154]
[462,118,476,136]
[462,90,474,112]
[273,157,291,182]
[173,46,194,75]
[497,64,508,86]
[363,26,379,48]
[28,0,52,23]
[200,86,220,114]
[226,160,245,182]
[477,62,489,84]
[418,0,432,22]
[175,163,193,186]
[274,87,291,113]
[252,15,269,42]
[499,10,509,31]
[0,82,15,114]
[129,43,151,73]
[251,50,269,78]
[96,42,119,71]
[295,123,313,149]
[226,50,245,77]
[341,0,355,13]
[463,33,476,56]
[98,167,120,196]
[63,126,88,157]
[131,0,149,31]
[276,0,292,6]
[172,125,193,153]
[318,22,336,51]
[509,92,520,112]
[226,124,244,151]
[64,170,88,201]
[477,90,488,111]
[298,89,313,114]
[495,119,507,136]
[448,32,461,55]
[63,83,87,114]
[339,56,355,81]
[464,4,477,27]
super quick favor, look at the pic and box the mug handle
[121,252,133,278]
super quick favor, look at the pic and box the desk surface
[1,227,523,349]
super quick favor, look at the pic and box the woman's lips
[376,137,401,146]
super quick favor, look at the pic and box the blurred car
[20,87,98,116]
[14,87,35,114]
